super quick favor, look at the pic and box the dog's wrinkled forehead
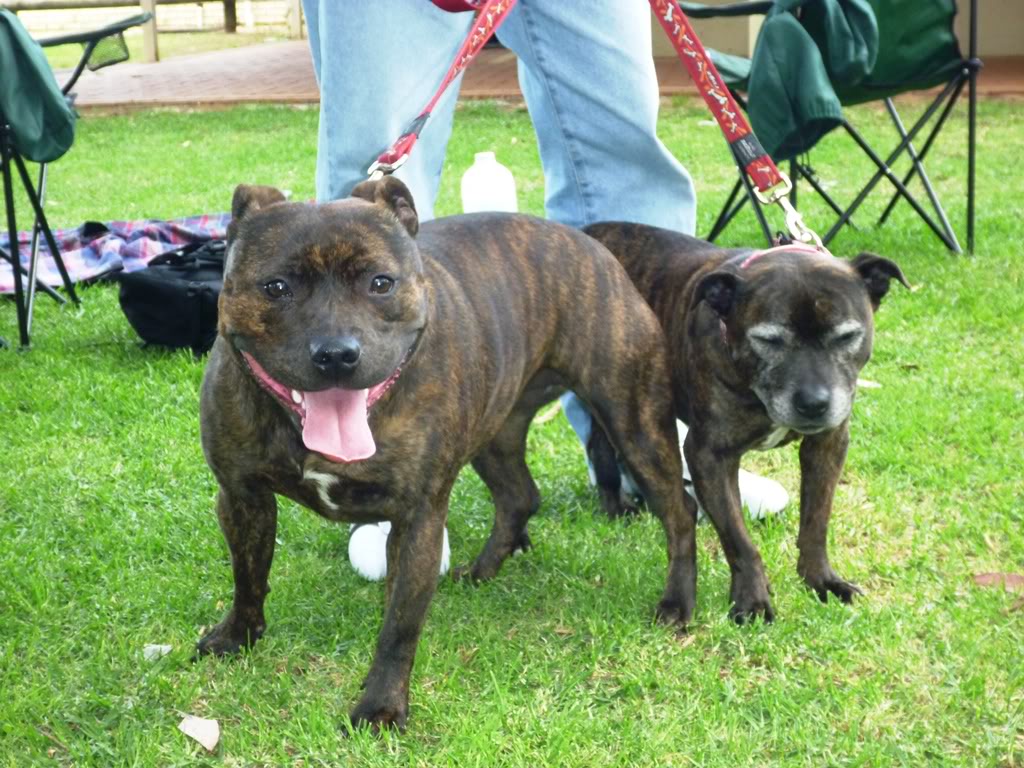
[229,198,416,278]
[742,252,872,334]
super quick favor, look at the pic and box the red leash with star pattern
[372,0,824,248]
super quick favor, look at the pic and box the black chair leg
[738,170,774,246]
[1,132,29,348]
[967,77,977,254]
[707,177,744,242]
[823,78,962,251]
[708,171,772,246]
[879,97,960,251]
[827,120,958,251]
[790,158,797,209]
[12,152,78,303]
[877,78,965,227]
[710,182,752,243]
[2,246,64,303]
[793,161,852,224]
[26,163,70,336]
[967,0,979,254]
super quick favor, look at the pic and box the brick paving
[63,41,1024,111]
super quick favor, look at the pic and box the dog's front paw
[453,529,532,584]
[349,693,408,735]
[655,596,693,630]
[511,529,532,555]
[195,612,264,658]
[450,564,478,584]
[451,558,499,584]
[729,568,774,625]
[799,561,863,604]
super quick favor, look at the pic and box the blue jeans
[302,0,696,460]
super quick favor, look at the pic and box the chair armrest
[37,12,152,48]
[678,1,773,19]
[37,13,153,96]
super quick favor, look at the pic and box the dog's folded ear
[694,271,740,317]
[350,176,419,237]
[228,184,288,243]
[851,253,910,310]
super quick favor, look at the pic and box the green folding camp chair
[686,0,981,253]
[0,9,151,348]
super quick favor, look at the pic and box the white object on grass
[142,644,172,661]
[178,715,220,752]
[676,420,789,520]
[461,151,518,213]
[348,521,451,582]
[737,467,790,520]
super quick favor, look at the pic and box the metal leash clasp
[366,153,409,181]
[752,174,791,207]
[752,171,824,250]
[778,196,824,250]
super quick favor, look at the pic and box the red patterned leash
[371,0,823,250]
[368,0,518,179]
[649,0,823,249]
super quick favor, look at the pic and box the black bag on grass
[116,239,225,354]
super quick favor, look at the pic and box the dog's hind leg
[456,383,555,583]
[587,424,641,518]
[578,358,697,628]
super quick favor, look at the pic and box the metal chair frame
[1,12,151,348]
[701,0,980,254]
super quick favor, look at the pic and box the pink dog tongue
[301,388,376,462]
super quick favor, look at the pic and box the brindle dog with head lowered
[584,223,907,624]
[196,178,696,732]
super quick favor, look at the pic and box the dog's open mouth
[241,351,406,463]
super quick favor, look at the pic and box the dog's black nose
[310,336,361,374]
[793,385,831,419]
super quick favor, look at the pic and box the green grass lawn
[1,99,1022,766]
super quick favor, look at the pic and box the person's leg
[302,0,473,216]
[495,0,696,232]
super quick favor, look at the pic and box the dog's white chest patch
[756,426,791,450]
[303,469,341,513]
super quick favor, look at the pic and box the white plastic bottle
[460,151,518,213]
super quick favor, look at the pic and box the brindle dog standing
[583,223,907,624]
[197,178,696,731]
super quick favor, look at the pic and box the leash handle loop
[368,0,517,178]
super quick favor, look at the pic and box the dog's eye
[369,275,395,295]
[751,334,785,348]
[264,280,292,299]
[832,329,863,347]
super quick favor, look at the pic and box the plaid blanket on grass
[0,213,229,294]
